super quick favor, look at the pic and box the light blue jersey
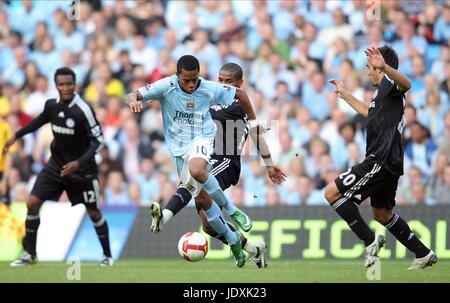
[137,75,237,156]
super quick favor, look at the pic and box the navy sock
[331,197,375,246]
[94,217,112,258]
[165,187,192,216]
[24,212,40,256]
[383,213,430,258]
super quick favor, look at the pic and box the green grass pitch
[1,259,449,283]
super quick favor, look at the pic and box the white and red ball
[178,231,208,262]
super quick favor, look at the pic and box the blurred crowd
[0,0,449,207]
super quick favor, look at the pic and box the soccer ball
[178,231,208,262]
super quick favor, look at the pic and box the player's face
[56,75,76,101]
[178,69,199,93]
[366,63,382,86]
[218,70,243,88]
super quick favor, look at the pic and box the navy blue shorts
[334,158,400,209]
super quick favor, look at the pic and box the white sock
[244,240,257,255]
[162,209,173,225]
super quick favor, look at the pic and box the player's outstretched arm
[253,134,287,185]
[251,132,285,182]
[329,79,369,118]
[4,108,50,151]
[365,46,411,92]
[234,88,269,139]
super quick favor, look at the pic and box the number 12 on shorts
[83,190,96,203]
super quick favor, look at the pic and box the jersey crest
[65,118,75,128]
[185,99,195,111]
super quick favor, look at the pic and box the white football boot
[364,234,386,268]
[10,251,38,267]
[150,201,163,234]
[408,250,437,270]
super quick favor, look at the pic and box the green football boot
[230,209,252,232]
[230,232,246,268]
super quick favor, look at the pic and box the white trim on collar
[57,94,79,108]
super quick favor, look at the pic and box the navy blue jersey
[366,75,406,176]
[16,95,104,174]
[210,100,248,165]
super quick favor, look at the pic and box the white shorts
[174,138,214,197]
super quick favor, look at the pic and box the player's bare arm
[329,79,369,118]
[235,88,256,120]
[235,88,270,145]
[365,46,411,92]
[125,90,144,113]
[233,88,286,184]
[252,133,287,185]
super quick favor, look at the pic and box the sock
[24,212,40,256]
[162,186,192,225]
[212,222,242,246]
[94,217,112,258]
[162,209,173,225]
[165,187,192,216]
[203,202,238,245]
[202,174,237,216]
[383,213,430,258]
[331,197,375,246]
[243,240,257,255]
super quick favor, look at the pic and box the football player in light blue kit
[125,55,261,267]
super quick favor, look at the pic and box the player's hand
[365,46,385,70]
[267,165,287,185]
[61,161,80,177]
[129,100,144,113]
[328,79,348,99]
[125,91,144,113]
[2,135,16,155]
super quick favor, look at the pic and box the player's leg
[66,175,113,266]
[324,163,376,247]
[11,168,62,266]
[324,161,390,267]
[10,195,44,267]
[85,207,113,266]
[196,162,268,268]
[196,194,268,268]
[150,184,192,234]
[195,189,245,267]
[189,157,252,232]
[371,175,436,270]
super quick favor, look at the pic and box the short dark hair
[176,55,200,74]
[220,63,243,81]
[54,67,76,83]
[378,45,399,70]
